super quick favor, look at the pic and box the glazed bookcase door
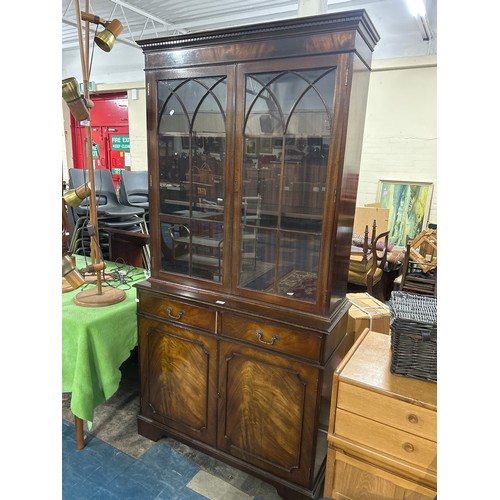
[155,69,232,285]
[235,57,341,307]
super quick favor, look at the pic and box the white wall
[62,44,145,84]
[357,56,437,224]
[127,87,148,171]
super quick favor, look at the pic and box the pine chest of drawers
[324,329,437,500]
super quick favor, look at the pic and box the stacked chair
[118,170,150,270]
[118,170,149,217]
[67,168,146,263]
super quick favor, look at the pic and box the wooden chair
[399,234,437,296]
[347,220,390,301]
[106,227,150,269]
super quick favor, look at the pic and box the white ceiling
[62,0,437,61]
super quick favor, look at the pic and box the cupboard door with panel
[217,339,319,487]
[138,316,218,447]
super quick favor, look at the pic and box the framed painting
[377,180,434,247]
[245,137,257,157]
[259,137,273,154]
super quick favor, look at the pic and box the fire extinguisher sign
[111,135,130,150]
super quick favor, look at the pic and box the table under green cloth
[62,255,146,427]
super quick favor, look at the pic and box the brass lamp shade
[63,182,92,208]
[62,77,80,101]
[95,19,124,52]
[62,255,85,289]
[62,77,90,121]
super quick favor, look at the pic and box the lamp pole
[71,0,125,307]
[76,0,103,294]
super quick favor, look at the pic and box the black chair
[69,168,145,220]
[118,170,150,228]
[118,170,149,211]
[118,170,151,269]
[68,168,146,260]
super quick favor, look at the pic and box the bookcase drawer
[138,291,216,331]
[221,313,322,361]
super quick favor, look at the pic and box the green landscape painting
[378,181,433,247]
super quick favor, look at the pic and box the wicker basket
[389,291,437,383]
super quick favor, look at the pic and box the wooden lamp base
[73,286,126,307]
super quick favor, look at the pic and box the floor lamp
[63,0,125,307]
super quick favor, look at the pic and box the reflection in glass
[240,68,336,302]
[157,76,227,282]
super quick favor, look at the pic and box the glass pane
[160,218,224,282]
[159,135,190,213]
[239,227,276,291]
[274,232,321,302]
[157,76,227,282]
[240,67,336,301]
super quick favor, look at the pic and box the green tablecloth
[62,256,146,426]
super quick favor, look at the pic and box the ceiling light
[406,0,433,41]
[406,0,426,17]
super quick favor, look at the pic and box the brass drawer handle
[166,306,185,320]
[407,413,419,424]
[403,442,415,453]
[255,330,279,345]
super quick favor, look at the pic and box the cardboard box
[353,206,390,235]
[347,293,390,340]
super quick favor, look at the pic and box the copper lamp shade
[95,19,124,52]
[62,77,90,121]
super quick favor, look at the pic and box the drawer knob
[403,442,415,453]
[407,413,419,424]
[255,330,279,345]
[166,306,185,320]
